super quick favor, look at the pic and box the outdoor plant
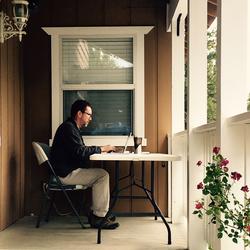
[193,146,250,247]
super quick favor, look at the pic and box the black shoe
[88,211,116,223]
[107,213,116,222]
[89,213,119,230]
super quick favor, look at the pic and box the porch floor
[0,216,187,250]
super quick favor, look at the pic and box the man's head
[71,99,93,128]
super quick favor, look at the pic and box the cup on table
[134,137,142,154]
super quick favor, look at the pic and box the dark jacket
[50,118,101,177]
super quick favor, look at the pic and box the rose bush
[193,147,250,247]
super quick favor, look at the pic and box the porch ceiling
[208,0,217,27]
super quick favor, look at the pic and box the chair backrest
[32,141,62,183]
[32,142,87,195]
[32,141,51,165]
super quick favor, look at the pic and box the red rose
[197,182,204,189]
[195,202,203,209]
[220,159,229,167]
[241,185,249,192]
[245,225,250,233]
[231,172,242,181]
[213,146,220,155]
[197,160,202,166]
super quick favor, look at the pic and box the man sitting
[51,99,119,229]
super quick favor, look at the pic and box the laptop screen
[112,132,132,153]
[123,132,132,152]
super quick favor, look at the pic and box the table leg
[150,162,157,220]
[141,161,145,187]
[97,161,120,244]
[144,188,172,244]
[130,161,134,216]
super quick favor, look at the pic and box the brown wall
[24,0,172,216]
[0,0,25,230]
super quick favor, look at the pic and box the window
[43,27,153,145]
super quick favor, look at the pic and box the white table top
[90,152,181,162]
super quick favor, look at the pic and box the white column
[172,0,187,134]
[216,0,248,249]
[187,0,207,249]
[171,0,187,223]
[247,1,250,95]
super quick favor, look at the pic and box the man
[51,99,119,229]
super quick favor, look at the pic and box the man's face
[79,106,93,128]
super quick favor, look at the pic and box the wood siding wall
[0,0,25,230]
[24,0,172,216]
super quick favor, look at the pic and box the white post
[171,0,187,223]
[216,0,248,249]
[187,0,207,249]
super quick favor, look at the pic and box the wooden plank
[77,0,105,25]
[131,7,156,25]
[51,0,78,26]
[130,0,156,8]
[19,47,25,218]
[104,0,131,25]
[14,39,22,219]
[0,28,3,231]
[0,40,9,230]
[7,36,15,225]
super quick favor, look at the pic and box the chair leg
[62,189,85,229]
[45,191,55,222]
[36,194,47,228]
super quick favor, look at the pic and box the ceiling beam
[208,3,217,17]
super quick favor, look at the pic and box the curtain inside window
[62,38,133,84]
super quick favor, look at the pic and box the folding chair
[32,141,87,229]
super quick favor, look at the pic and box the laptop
[110,132,132,154]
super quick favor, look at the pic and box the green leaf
[222,176,228,183]
[203,189,209,195]
[193,211,199,214]
[232,238,238,244]
[217,232,223,238]
[206,210,213,215]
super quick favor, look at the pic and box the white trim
[193,122,216,133]
[173,130,187,138]
[51,34,60,138]
[43,26,153,144]
[134,32,145,138]
[43,26,154,36]
[84,136,147,147]
[62,84,135,91]
[228,111,250,125]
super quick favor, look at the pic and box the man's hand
[100,145,116,153]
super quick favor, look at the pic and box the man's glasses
[84,111,93,118]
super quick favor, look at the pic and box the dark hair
[70,99,92,119]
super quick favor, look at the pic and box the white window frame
[43,26,153,146]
